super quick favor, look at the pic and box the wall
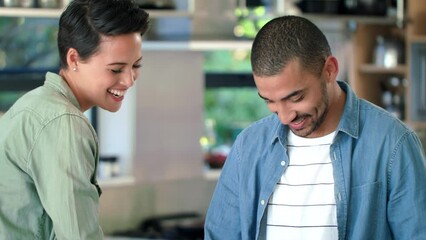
[96,50,212,234]
[134,50,205,182]
[97,89,137,178]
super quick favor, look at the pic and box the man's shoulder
[236,114,281,144]
[358,99,413,138]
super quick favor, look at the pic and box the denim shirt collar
[272,80,360,146]
[44,71,81,111]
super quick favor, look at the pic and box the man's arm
[387,131,426,239]
[205,140,242,240]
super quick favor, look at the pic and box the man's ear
[324,56,339,82]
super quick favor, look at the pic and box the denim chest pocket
[347,181,386,239]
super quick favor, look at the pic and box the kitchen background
[0,0,425,238]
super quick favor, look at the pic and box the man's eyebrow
[258,89,304,101]
[258,92,269,100]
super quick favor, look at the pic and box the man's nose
[275,103,296,125]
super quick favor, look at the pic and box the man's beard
[291,79,329,137]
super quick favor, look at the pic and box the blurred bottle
[20,0,35,8]
[381,76,405,120]
[38,0,59,8]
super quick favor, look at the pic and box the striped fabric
[266,131,338,240]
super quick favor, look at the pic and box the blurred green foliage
[0,17,59,115]
[204,87,270,145]
[204,49,252,73]
[0,91,25,112]
[0,17,59,69]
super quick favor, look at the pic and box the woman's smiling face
[70,33,143,112]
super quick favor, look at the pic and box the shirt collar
[271,80,360,145]
[44,71,81,110]
[336,81,359,139]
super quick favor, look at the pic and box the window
[0,91,25,117]
[202,50,270,169]
[0,17,59,114]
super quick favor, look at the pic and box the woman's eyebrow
[107,57,143,66]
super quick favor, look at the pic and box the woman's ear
[324,56,339,82]
[66,48,80,71]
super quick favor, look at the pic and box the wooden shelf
[359,64,407,75]
[352,0,426,129]
[303,14,398,25]
[408,35,426,43]
[406,121,426,130]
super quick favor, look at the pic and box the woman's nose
[122,70,136,87]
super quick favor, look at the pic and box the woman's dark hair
[58,0,150,69]
[251,15,331,77]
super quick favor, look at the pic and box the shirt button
[261,200,266,205]
[280,161,285,166]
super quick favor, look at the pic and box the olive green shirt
[0,72,103,239]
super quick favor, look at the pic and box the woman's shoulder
[8,85,86,127]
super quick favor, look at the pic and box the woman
[0,0,149,239]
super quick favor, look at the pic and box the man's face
[254,59,331,138]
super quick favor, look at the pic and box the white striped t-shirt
[266,130,338,240]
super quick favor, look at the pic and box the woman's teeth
[108,89,124,97]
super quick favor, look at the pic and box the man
[204,16,426,239]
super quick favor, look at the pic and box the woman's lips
[110,94,124,102]
[107,89,125,102]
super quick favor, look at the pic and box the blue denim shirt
[205,81,426,240]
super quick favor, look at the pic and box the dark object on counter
[297,0,388,15]
[113,212,204,240]
[98,156,119,179]
[340,0,388,15]
[136,0,175,10]
[297,0,340,14]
